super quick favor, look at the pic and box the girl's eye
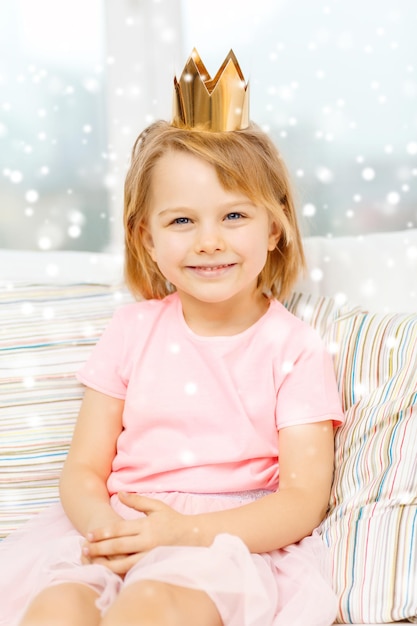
[225,212,243,220]
[172,217,191,225]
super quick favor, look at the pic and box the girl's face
[142,149,280,312]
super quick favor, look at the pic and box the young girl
[0,121,343,626]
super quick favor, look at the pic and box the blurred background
[1,0,416,252]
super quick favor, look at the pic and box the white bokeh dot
[334,292,348,306]
[82,324,95,338]
[362,167,375,181]
[302,203,316,217]
[386,192,400,205]
[38,236,52,250]
[184,382,198,395]
[68,225,81,238]
[21,302,34,315]
[300,304,314,320]
[310,268,324,282]
[25,189,39,203]
[282,361,294,374]
[354,382,368,399]
[42,307,55,320]
[360,279,376,297]
[10,170,23,183]
[386,336,399,349]
[327,341,339,355]
[179,450,196,465]
[315,166,333,183]
[27,415,43,427]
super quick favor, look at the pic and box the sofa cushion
[0,283,132,539]
[319,309,417,623]
[298,229,417,313]
[284,290,348,337]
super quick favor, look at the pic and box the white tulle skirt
[0,491,337,626]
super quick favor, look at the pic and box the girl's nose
[195,225,225,254]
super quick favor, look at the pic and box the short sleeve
[77,307,128,399]
[275,328,344,430]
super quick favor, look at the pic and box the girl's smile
[186,263,236,276]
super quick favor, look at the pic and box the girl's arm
[192,419,335,553]
[59,387,124,536]
[84,419,335,570]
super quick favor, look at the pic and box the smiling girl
[1,100,343,626]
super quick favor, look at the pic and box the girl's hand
[81,492,197,575]
[80,509,126,572]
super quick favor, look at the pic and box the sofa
[1,228,416,625]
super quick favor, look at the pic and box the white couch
[1,228,416,625]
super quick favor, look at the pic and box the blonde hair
[124,121,306,301]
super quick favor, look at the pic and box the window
[2,0,416,252]
[0,0,109,251]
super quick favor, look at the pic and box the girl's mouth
[190,264,233,271]
[186,263,236,276]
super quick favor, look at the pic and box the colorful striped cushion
[285,291,345,336]
[319,310,417,623]
[0,283,132,539]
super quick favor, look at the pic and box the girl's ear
[268,219,281,251]
[140,226,157,262]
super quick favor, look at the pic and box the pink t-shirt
[77,293,343,495]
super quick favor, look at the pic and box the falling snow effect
[0,0,416,254]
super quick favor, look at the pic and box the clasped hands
[81,492,198,576]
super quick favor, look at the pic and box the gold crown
[172,48,249,132]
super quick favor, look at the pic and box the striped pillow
[0,283,132,539]
[319,310,417,623]
[285,291,344,336]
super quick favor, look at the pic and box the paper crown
[172,48,249,132]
